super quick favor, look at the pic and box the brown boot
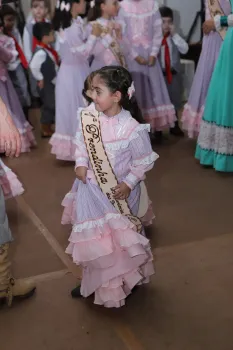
[41,124,54,138]
[0,244,36,306]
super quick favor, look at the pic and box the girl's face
[92,74,121,114]
[102,0,120,18]
[31,1,47,22]
[3,14,16,31]
[72,0,87,16]
[162,17,173,34]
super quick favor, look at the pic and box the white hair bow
[60,1,71,12]
[90,0,95,8]
[56,0,60,9]
[128,82,135,100]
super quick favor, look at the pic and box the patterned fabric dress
[118,0,176,131]
[62,107,158,307]
[195,2,233,172]
[182,0,231,138]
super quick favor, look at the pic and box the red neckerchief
[7,33,28,69]
[37,42,60,66]
[162,33,172,84]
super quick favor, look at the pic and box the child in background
[62,66,157,307]
[87,0,138,71]
[30,22,59,137]
[118,0,176,142]
[159,6,189,136]
[23,0,50,100]
[1,5,31,119]
[50,0,101,161]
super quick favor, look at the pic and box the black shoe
[170,122,184,137]
[71,285,82,298]
[153,131,163,144]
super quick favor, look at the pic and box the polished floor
[1,111,233,350]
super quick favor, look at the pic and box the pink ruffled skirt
[0,159,24,199]
[62,178,155,308]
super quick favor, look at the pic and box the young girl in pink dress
[62,66,157,307]
[118,0,177,135]
[0,33,36,153]
[87,0,139,71]
[50,0,101,161]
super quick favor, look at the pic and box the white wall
[163,0,202,43]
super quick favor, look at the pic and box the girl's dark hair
[96,66,145,124]
[88,0,105,22]
[0,5,17,19]
[159,6,174,20]
[82,71,96,105]
[52,0,80,31]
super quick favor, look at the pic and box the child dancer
[182,0,231,138]
[62,66,157,307]
[87,0,138,71]
[118,0,176,136]
[50,0,101,161]
[1,5,31,118]
[30,22,59,137]
[195,6,233,172]
[0,31,36,153]
[23,0,50,99]
[159,6,189,136]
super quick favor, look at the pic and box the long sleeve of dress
[74,112,89,169]
[0,37,18,64]
[150,9,163,58]
[63,20,97,59]
[214,14,233,30]
[123,128,159,190]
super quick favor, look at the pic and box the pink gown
[62,107,158,307]
[50,17,98,161]
[118,0,176,131]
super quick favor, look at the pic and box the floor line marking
[16,196,82,279]
[21,269,70,283]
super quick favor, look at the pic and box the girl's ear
[113,90,122,103]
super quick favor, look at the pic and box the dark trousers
[38,82,55,125]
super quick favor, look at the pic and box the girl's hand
[169,24,175,36]
[148,56,156,66]
[203,20,215,34]
[135,56,148,65]
[75,166,87,184]
[113,182,131,200]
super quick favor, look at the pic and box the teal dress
[195,4,233,172]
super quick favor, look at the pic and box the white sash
[81,109,148,233]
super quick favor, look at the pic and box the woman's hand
[0,98,21,157]
[148,56,156,67]
[75,166,87,184]
[135,56,148,65]
[203,20,215,34]
[113,182,131,200]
